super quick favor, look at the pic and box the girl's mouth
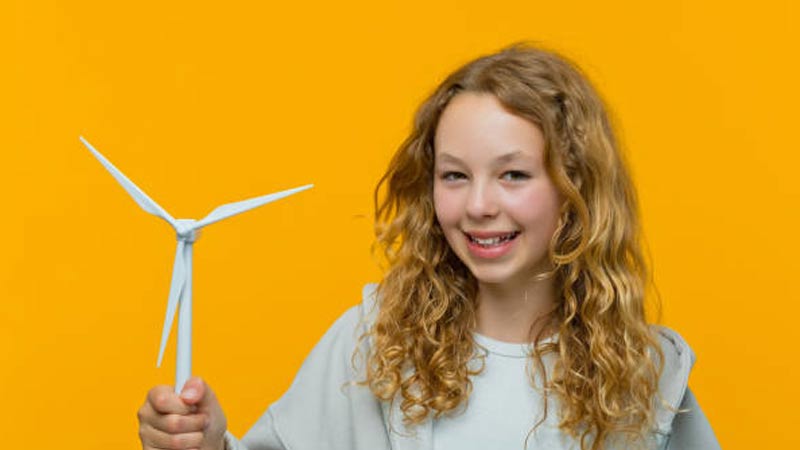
[465,231,520,248]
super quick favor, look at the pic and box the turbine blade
[157,240,187,367]
[80,136,177,228]
[195,184,313,229]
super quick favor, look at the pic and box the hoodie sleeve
[223,283,389,450]
[652,326,721,449]
[667,387,721,450]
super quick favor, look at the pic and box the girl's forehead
[434,93,545,162]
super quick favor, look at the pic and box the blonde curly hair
[363,42,665,449]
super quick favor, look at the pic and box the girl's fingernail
[182,388,198,400]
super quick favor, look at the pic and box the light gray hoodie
[224,284,720,450]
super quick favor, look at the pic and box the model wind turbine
[80,136,312,392]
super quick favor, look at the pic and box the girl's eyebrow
[494,150,525,164]
[435,152,462,164]
[436,150,526,165]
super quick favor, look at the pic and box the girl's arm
[667,387,721,450]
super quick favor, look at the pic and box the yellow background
[3,0,798,448]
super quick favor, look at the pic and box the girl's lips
[464,230,519,239]
[464,231,520,259]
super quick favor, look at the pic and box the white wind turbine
[81,136,312,392]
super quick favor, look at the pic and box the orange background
[3,1,798,448]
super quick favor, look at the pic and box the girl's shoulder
[308,283,379,353]
[649,324,697,434]
[359,282,380,322]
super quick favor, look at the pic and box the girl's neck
[475,278,557,344]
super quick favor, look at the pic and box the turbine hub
[175,219,200,243]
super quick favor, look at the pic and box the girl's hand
[137,377,228,450]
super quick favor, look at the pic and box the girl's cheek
[436,205,459,225]
[433,190,459,223]
[507,190,558,224]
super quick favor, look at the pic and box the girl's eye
[501,170,531,181]
[440,171,467,181]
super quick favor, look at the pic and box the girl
[137,43,720,450]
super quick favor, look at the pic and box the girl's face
[433,92,562,289]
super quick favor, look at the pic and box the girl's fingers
[139,422,204,449]
[137,382,225,450]
[146,385,197,415]
[149,412,208,434]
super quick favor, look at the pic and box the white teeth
[468,232,518,246]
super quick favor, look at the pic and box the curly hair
[362,42,666,449]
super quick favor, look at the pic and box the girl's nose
[465,181,499,219]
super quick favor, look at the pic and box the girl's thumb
[179,377,206,406]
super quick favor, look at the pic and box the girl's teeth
[469,232,518,246]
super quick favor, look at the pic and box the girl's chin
[469,269,520,286]
[467,263,551,288]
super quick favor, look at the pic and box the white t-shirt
[432,332,577,450]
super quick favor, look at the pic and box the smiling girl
[137,43,720,450]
